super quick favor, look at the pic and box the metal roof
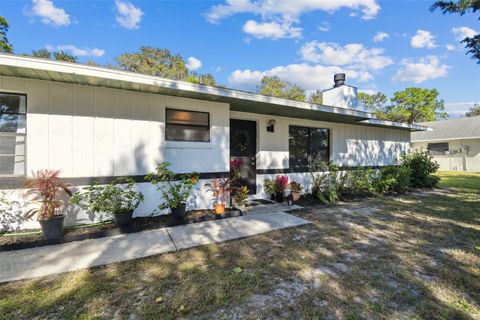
[0,54,427,131]
[411,116,480,142]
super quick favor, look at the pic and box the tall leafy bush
[375,166,412,194]
[339,168,376,198]
[401,149,440,188]
[311,163,341,204]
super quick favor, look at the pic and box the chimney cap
[334,73,346,87]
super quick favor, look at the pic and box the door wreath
[232,130,251,152]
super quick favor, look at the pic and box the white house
[0,54,427,230]
[411,116,480,172]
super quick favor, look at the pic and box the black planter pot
[270,193,275,201]
[39,215,65,240]
[275,191,284,203]
[171,203,187,220]
[113,210,134,228]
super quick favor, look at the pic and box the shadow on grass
[0,190,479,319]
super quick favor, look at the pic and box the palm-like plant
[24,169,72,220]
[204,178,232,205]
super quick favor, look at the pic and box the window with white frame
[165,108,210,142]
[0,93,26,176]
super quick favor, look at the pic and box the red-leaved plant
[204,178,232,205]
[24,169,72,221]
[230,159,243,180]
[274,175,289,193]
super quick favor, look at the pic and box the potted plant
[145,162,199,220]
[289,181,303,202]
[233,186,249,212]
[70,178,144,228]
[23,169,72,240]
[204,178,232,214]
[230,159,243,181]
[263,178,276,200]
[274,175,288,203]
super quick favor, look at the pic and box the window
[427,142,449,155]
[289,126,329,171]
[0,93,26,176]
[166,108,210,142]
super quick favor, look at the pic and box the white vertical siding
[0,76,230,177]
[0,76,230,231]
[231,111,410,169]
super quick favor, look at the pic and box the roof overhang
[0,54,427,131]
[358,119,431,132]
[412,136,480,143]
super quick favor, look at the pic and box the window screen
[289,126,329,171]
[427,142,449,155]
[0,93,26,176]
[166,109,210,142]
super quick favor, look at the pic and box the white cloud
[452,26,477,41]
[391,56,449,84]
[28,0,71,27]
[229,63,373,92]
[45,45,105,57]
[206,0,381,23]
[299,41,393,70]
[358,89,379,95]
[444,101,479,118]
[446,44,458,51]
[410,30,437,49]
[115,0,144,30]
[318,21,330,32]
[186,57,202,71]
[242,20,301,39]
[373,31,389,43]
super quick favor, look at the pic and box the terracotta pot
[214,203,225,214]
[292,192,301,202]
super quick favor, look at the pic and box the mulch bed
[0,208,242,252]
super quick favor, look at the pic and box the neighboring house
[411,117,480,172]
[0,54,426,230]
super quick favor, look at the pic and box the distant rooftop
[411,116,480,142]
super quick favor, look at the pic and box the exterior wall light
[267,119,276,133]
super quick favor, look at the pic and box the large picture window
[427,142,449,155]
[166,108,210,142]
[289,125,329,171]
[0,93,26,176]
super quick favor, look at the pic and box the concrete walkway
[0,212,310,283]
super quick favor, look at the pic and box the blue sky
[1,0,479,117]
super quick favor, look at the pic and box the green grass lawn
[438,171,480,192]
[1,176,479,319]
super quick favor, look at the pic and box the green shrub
[339,168,376,198]
[375,166,411,194]
[311,163,341,204]
[70,178,144,214]
[401,149,440,188]
[145,162,199,211]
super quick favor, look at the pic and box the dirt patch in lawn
[0,189,479,319]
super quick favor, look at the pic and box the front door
[230,119,257,194]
